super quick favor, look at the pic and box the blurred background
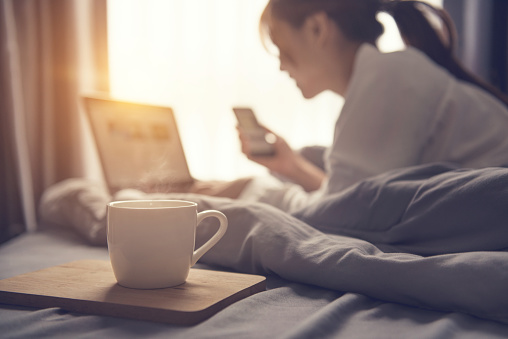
[106,0,442,181]
[2,0,507,243]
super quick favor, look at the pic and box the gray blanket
[160,164,508,324]
[40,163,508,325]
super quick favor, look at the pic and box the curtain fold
[0,0,108,244]
[444,0,508,94]
[490,1,508,93]
[1,0,37,241]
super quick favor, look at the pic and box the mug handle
[191,210,228,266]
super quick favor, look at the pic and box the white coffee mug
[107,199,228,289]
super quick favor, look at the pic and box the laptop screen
[83,96,193,193]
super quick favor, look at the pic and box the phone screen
[233,108,261,129]
[233,107,275,156]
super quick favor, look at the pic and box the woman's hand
[238,125,292,173]
[237,125,326,192]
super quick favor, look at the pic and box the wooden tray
[0,260,266,325]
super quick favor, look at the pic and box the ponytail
[261,0,508,107]
[384,0,508,108]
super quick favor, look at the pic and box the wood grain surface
[0,260,266,325]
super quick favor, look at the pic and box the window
[107,0,442,180]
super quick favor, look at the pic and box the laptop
[83,95,195,194]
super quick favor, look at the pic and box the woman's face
[269,17,329,99]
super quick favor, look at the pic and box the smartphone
[233,107,275,156]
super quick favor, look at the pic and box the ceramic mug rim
[108,199,197,209]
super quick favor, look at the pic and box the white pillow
[38,178,111,246]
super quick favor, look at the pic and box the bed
[1,163,508,338]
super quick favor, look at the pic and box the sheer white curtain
[107,0,441,181]
[1,0,108,240]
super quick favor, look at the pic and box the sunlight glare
[107,0,442,180]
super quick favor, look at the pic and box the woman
[229,0,508,212]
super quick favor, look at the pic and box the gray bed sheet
[2,163,508,338]
[0,230,506,338]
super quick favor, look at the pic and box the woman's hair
[260,0,508,107]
